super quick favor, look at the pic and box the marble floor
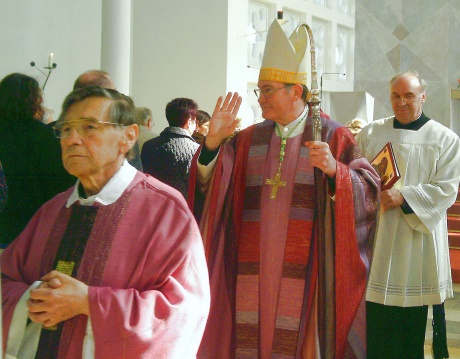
[425,284,460,358]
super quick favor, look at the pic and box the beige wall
[0,0,102,116]
[130,0,248,131]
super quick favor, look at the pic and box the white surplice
[357,117,460,306]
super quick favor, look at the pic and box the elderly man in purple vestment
[188,17,380,359]
[1,86,210,358]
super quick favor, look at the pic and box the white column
[101,0,132,95]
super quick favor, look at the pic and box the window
[336,26,349,80]
[312,19,327,79]
[248,1,269,69]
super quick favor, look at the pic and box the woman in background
[192,109,211,144]
[0,73,74,248]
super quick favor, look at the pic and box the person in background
[47,69,117,132]
[189,18,379,358]
[73,69,116,91]
[0,73,75,248]
[1,86,210,358]
[141,97,200,198]
[192,109,211,144]
[357,71,460,359]
[135,106,158,152]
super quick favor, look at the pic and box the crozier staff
[189,17,379,358]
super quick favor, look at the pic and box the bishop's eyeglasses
[53,119,124,139]
[254,85,293,98]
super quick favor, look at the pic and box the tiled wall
[354,0,460,128]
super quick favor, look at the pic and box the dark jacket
[192,131,206,145]
[0,119,75,247]
[141,127,199,198]
[0,161,6,213]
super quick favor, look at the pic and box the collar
[393,112,430,131]
[274,105,309,138]
[66,159,137,208]
[161,126,194,138]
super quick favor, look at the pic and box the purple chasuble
[35,191,130,359]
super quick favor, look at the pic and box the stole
[234,123,317,357]
[34,190,130,359]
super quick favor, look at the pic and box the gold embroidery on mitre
[259,68,307,85]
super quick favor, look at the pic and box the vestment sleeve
[87,200,210,359]
[400,135,460,232]
[196,148,219,192]
[330,127,380,258]
[323,124,380,356]
[1,208,48,348]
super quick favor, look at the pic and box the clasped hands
[205,92,337,177]
[27,270,89,328]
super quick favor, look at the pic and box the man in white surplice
[357,71,460,358]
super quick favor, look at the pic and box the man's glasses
[390,93,423,104]
[53,119,123,139]
[254,85,293,98]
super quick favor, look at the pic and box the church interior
[1,0,459,357]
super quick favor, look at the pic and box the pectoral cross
[265,171,287,199]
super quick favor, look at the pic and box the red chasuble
[2,172,210,359]
[188,115,380,359]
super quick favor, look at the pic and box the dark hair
[196,110,211,126]
[165,98,198,127]
[300,84,310,103]
[0,73,44,126]
[58,86,138,158]
[73,70,115,90]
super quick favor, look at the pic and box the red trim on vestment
[333,133,367,358]
[187,146,200,211]
[233,126,255,250]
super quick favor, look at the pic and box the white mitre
[258,18,309,85]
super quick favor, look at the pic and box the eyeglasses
[52,119,123,139]
[390,93,423,104]
[254,85,293,98]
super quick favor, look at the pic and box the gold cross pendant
[265,172,287,199]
